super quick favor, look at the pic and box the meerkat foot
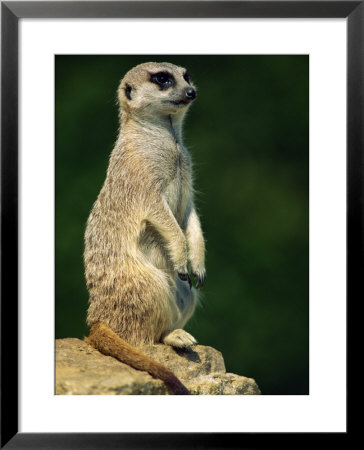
[162,329,197,348]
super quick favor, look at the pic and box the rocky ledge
[56,338,261,395]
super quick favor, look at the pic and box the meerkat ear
[124,84,133,100]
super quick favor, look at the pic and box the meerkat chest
[163,143,191,220]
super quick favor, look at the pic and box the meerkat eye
[156,74,168,83]
[183,72,190,84]
[150,71,175,89]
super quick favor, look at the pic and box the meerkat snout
[184,87,196,100]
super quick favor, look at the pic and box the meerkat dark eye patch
[150,71,175,90]
[183,71,191,84]
[124,84,132,100]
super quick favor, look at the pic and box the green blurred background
[56,55,309,395]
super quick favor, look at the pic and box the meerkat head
[118,62,197,121]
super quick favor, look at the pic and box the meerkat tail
[85,322,190,395]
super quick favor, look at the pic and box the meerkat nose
[185,87,196,100]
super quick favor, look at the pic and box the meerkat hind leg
[161,278,199,348]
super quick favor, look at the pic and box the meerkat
[84,62,206,395]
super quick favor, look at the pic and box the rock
[56,338,261,395]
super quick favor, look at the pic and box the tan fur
[84,62,206,394]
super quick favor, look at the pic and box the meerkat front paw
[162,329,197,348]
[178,272,192,289]
[192,267,206,289]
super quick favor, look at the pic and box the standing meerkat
[84,62,206,395]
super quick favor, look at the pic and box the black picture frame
[1,1,356,447]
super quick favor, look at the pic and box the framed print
[1,0,357,447]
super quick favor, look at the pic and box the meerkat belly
[138,148,190,272]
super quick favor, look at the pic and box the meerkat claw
[193,272,206,289]
[178,272,192,289]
